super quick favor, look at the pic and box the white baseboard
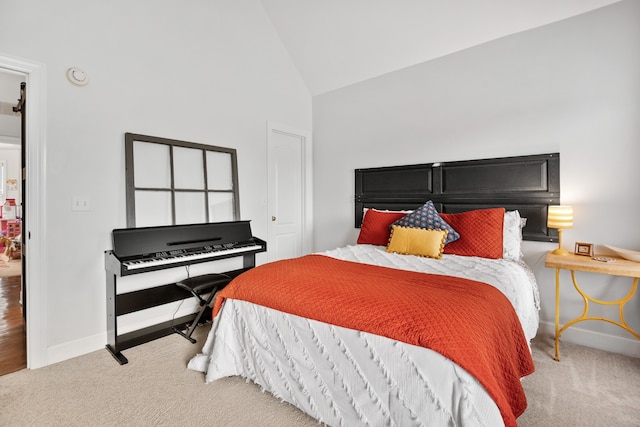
[45,332,107,367]
[43,303,201,367]
[538,320,640,359]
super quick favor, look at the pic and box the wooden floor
[0,275,26,376]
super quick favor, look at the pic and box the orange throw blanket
[214,254,534,426]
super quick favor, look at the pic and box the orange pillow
[440,208,505,259]
[357,210,408,246]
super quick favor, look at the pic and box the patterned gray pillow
[392,200,460,244]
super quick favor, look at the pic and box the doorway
[266,122,313,262]
[0,70,25,375]
[0,52,45,371]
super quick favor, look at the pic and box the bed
[188,153,560,427]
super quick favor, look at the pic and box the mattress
[188,245,539,426]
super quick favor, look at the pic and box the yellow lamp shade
[548,206,573,229]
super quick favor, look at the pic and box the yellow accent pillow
[386,226,448,259]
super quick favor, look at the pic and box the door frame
[266,121,313,261]
[0,53,47,369]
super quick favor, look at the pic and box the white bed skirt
[189,299,505,427]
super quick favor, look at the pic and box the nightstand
[545,252,640,361]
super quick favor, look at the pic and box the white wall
[0,0,311,365]
[313,1,640,356]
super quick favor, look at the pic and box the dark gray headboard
[355,153,560,242]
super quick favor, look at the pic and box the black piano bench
[173,273,231,343]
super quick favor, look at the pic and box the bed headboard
[355,153,560,242]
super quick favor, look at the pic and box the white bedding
[188,245,539,427]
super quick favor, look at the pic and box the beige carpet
[0,328,638,426]
[519,335,640,427]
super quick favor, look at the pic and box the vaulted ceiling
[260,0,622,95]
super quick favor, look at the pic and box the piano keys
[105,221,266,364]
[121,242,265,271]
[106,221,266,276]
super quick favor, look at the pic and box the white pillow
[363,208,414,214]
[503,210,526,260]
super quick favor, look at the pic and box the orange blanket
[213,254,534,426]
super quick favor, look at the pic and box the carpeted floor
[0,327,638,426]
[519,335,640,427]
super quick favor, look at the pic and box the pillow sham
[357,209,408,246]
[503,210,526,261]
[363,207,413,215]
[386,226,447,259]
[391,200,460,244]
[440,208,505,259]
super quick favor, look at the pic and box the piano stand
[105,221,266,364]
[173,273,232,343]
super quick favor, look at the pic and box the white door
[267,122,312,262]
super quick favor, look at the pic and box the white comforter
[188,245,539,427]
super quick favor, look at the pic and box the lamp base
[552,248,570,256]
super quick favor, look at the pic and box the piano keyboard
[123,244,264,271]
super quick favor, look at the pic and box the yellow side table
[545,251,640,361]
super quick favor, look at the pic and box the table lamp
[548,205,573,255]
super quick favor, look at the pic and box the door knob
[271,216,276,221]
